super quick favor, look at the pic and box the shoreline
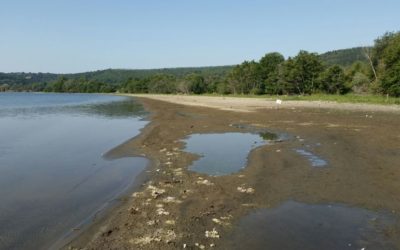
[121,94,400,113]
[68,95,400,249]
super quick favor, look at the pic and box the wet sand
[67,95,400,249]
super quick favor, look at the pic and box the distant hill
[0,48,370,88]
[66,66,234,85]
[0,66,234,88]
[319,47,369,67]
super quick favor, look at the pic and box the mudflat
[67,95,400,249]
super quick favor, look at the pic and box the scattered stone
[165,220,175,225]
[159,148,167,152]
[196,179,214,186]
[147,220,157,226]
[131,192,142,198]
[237,186,255,194]
[147,185,166,198]
[212,218,230,226]
[156,207,170,216]
[163,196,182,204]
[205,228,220,238]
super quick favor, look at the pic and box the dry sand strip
[123,94,400,113]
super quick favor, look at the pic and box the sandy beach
[67,95,400,249]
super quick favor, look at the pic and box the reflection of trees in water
[0,99,146,119]
[76,99,146,118]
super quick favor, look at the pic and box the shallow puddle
[225,201,396,250]
[183,133,269,176]
[295,148,327,167]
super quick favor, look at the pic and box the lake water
[183,133,267,176]
[225,201,396,250]
[0,93,148,250]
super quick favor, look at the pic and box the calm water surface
[226,201,396,250]
[0,93,148,250]
[183,133,267,176]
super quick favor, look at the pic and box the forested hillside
[1,31,399,96]
[319,47,368,66]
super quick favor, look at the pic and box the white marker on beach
[276,99,282,109]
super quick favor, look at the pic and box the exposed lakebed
[0,93,148,250]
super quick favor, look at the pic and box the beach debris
[237,186,255,194]
[238,174,245,178]
[156,204,164,208]
[147,185,166,198]
[241,203,257,207]
[166,152,174,156]
[195,243,206,249]
[276,149,281,152]
[165,219,175,225]
[159,148,167,152]
[131,192,142,198]
[173,147,179,151]
[196,179,214,185]
[156,207,170,216]
[130,229,177,245]
[163,196,182,204]
[131,235,159,245]
[220,215,233,220]
[205,228,220,238]
[196,177,214,186]
[183,243,187,248]
[165,161,172,165]
[212,218,230,226]
[172,168,183,176]
[147,220,157,226]
[210,243,216,247]
[142,201,151,206]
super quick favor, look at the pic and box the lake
[0,92,148,249]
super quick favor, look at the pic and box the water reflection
[225,201,396,250]
[183,133,269,176]
[0,93,148,249]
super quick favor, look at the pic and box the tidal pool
[0,93,148,250]
[225,201,396,250]
[183,132,269,176]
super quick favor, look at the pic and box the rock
[163,196,182,204]
[196,179,214,186]
[237,186,255,194]
[147,185,166,198]
[156,207,170,216]
[205,228,220,238]
[165,220,175,225]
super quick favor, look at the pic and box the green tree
[285,51,324,94]
[185,73,206,94]
[318,65,347,94]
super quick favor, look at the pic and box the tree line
[1,31,399,97]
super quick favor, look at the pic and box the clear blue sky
[1,0,399,73]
